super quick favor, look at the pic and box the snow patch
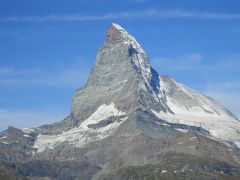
[152,109,240,148]
[162,123,171,127]
[22,128,34,134]
[0,136,7,139]
[161,170,168,174]
[178,142,184,145]
[175,128,188,133]
[2,141,10,145]
[34,103,127,152]
[234,142,240,149]
[80,103,125,129]
[189,137,197,141]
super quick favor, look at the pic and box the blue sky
[0,0,240,131]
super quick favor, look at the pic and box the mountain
[0,23,240,180]
[0,163,28,180]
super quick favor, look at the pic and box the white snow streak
[21,128,35,134]
[151,76,240,148]
[34,103,127,152]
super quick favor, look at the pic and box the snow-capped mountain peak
[1,23,240,179]
[2,23,239,153]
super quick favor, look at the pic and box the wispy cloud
[1,9,240,23]
[152,53,240,72]
[0,108,67,131]
[0,68,81,87]
[206,81,240,91]
[130,0,148,3]
[0,65,85,88]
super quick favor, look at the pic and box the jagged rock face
[71,23,169,124]
[0,126,36,162]
[107,25,126,43]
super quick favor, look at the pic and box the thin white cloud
[0,68,14,76]
[0,108,67,131]
[1,9,240,23]
[0,66,84,88]
[130,0,148,3]
[152,53,240,72]
[206,81,240,91]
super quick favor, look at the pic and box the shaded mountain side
[93,155,240,180]
[0,163,28,180]
[5,134,240,179]
[7,160,101,180]
[1,129,239,180]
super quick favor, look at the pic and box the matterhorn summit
[0,23,240,179]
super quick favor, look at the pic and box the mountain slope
[153,76,240,148]
[0,23,240,179]
[0,163,28,180]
